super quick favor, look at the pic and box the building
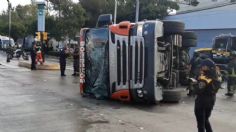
[165,2,236,55]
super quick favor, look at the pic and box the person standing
[194,58,221,132]
[31,43,36,70]
[59,46,68,76]
[226,51,236,96]
[72,45,79,76]
[188,53,204,96]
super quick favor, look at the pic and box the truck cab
[212,34,236,64]
[79,15,195,103]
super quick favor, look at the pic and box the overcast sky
[0,0,78,13]
[0,0,34,13]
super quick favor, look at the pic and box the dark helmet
[200,58,215,69]
[200,54,208,59]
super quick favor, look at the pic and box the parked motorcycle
[6,48,29,61]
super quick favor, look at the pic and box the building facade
[165,3,236,55]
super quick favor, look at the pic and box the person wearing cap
[72,45,79,76]
[30,43,37,70]
[194,57,221,132]
[59,46,68,76]
[226,51,236,96]
[188,53,206,96]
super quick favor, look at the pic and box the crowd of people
[30,41,80,78]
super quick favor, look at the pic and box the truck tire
[182,39,197,47]
[182,31,197,40]
[163,21,185,35]
[162,88,183,102]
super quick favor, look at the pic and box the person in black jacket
[226,51,236,96]
[72,45,79,76]
[194,58,221,132]
[31,43,36,70]
[59,47,68,76]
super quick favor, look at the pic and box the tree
[0,4,37,40]
[80,0,180,26]
[49,0,86,40]
[80,0,115,27]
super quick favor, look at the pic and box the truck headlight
[137,89,144,98]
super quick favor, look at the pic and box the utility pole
[135,0,139,22]
[114,0,117,24]
[6,0,11,47]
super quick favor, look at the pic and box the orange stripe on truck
[111,90,131,102]
[80,84,85,95]
[110,21,133,36]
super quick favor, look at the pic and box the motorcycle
[6,48,29,61]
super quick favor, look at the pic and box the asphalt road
[0,52,235,132]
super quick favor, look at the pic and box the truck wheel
[163,21,185,35]
[182,39,197,47]
[162,88,183,102]
[182,31,197,40]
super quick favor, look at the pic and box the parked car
[0,36,15,49]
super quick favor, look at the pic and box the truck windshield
[213,38,228,50]
[84,28,109,99]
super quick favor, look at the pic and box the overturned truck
[79,15,196,103]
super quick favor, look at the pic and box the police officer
[188,53,205,96]
[72,45,79,76]
[59,46,68,76]
[226,51,236,96]
[31,43,36,70]
[194,58,221,132]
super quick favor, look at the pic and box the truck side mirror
[96,14,113,28]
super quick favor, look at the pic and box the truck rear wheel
[182,31,197,40]
[182,31,197,47]
[163,21,185,35]
[162,88,183,102]
[182,39,197,47]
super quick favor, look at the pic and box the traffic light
[43,32,48,41]
[35,32,41,41]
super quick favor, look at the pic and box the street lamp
[135,0,139,22]
[6,0,12,47]
[114,0,117,24]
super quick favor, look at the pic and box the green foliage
[0,4,37,40]
[49,0,86,40]
[80,0,115,27]
[0,0,182,41]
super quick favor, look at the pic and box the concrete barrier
[18,61,60,70]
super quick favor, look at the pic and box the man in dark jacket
[72,45,79,76]
[31,44,36,70]
[59,47,68,76]
[226,51,236,96]
[194,58,221,132]
[188,53,206,96]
